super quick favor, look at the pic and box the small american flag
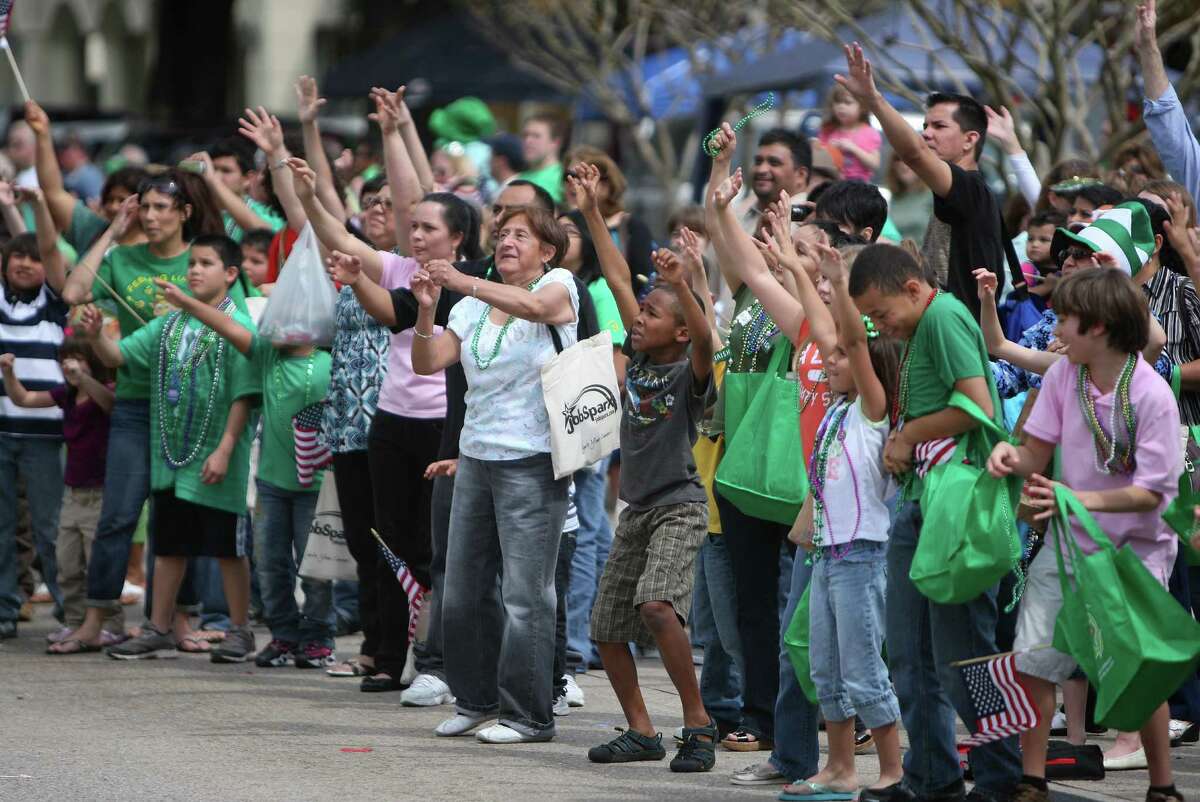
[959,653,1040,747]
[292,402,331,487]
[370,528,426,640]
[0,1,13,39]
[914,436,958,478]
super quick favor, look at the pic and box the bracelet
[413,327,435,340]
[270,158,288,171]
[471,282,479,298]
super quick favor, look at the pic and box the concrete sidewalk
[1,607,1197,801]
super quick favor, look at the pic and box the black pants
[717,492,792,741]
[367,411,442,677]
[332,451,380,660]
[553,530,577,699]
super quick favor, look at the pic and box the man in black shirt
[837,44,1006,320]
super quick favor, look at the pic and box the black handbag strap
[548,323,564,354]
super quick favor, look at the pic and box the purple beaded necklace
[807,395,863,561]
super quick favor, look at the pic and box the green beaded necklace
[469,277,541,370]
[891,289,939,426]
[703,93,776,157]
[1078,354,1138,474]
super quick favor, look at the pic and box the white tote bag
[540,330,622,479]
[298,473,357,582]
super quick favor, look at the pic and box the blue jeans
[254,480,334,646]
[0,434,64,623]
[888,501,1021,796]
[566,462,611,666]
[768,551,820,780]
[693,535,743,730]
[444,453,568,738]
[809,540,899,728]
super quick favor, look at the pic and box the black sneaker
[588,729,666,763]
[670,721,717,773]
[858,782,917,801]
[294,642,336,669]
[254,639,296,667]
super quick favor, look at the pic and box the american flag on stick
[958,652,1041,747]
[0,0,13,38]
[370,528,426,640]
[292,402,331,488]
[0,1,28,102]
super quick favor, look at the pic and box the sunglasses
[138,178,182,198]
[1059,246,1097,263]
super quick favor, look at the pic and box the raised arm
[153,278,254,355]
[704,123,746,295]
[986,106,1041,207]
[77,305,124,368]
[24,101,75,232]
[0,181,26,236]
[62,194,138,306]
[295,76,348,222]
[761,196,839,355]
[397,91,435,194]
[426,258,575,326]
[188,150,271,234]
[23,187,66,294]
[654,248,713,382]
[678,225,720,341]
[409,271,461,374]
[836,43,952,198]
[285,157,383,280]
[370,87,422,256]
[974,267,1059,374]
[239,107,305,232]
[820,245,887,421]
[326,250,397,326]
[568,163,639,329]
[1136,0,1200,203]
[0,353,55,408]
[64,357,114,414]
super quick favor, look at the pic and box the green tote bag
[1050,485,1200,731]
[782,585,818,704]
[1161,424,1200,566]
[910,392,1023,604]
[715,341,809,525]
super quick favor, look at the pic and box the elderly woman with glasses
[53,169,236,655]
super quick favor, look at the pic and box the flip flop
[175,636,212,653]
[779,781,858,801]
[46,626,75,644]
[46,638,102,655]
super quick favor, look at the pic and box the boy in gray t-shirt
[572,161,718,776]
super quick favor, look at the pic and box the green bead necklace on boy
[156,297,236,469]
[1078,353,1137,474]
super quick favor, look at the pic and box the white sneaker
[434,712,491,737]
[562,673,585,707]
[553,694,570,717]
[1049,709,1068,734]
[476,723,552,744]
[401,674,455,707]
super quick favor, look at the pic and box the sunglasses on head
[138,177,182,198]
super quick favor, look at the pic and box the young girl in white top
[784,244,905,802]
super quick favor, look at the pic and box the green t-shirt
[224,198,286,243]
[94,243,250,399]
[249,334,332,494]
[119,307,261,515]
[899,291,1002,499]
[518,162,565,203]
[66,199,109,253]
[588,277,626,347]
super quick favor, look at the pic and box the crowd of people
[4,2,1200,799]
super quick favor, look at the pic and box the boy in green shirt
[848,243,1022,801]
[153,246,336,670]
[84,235,260,664]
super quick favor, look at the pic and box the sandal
[47,637,102,655]
[46,626,75,644]
[99,630,128,647]
[327,659,377,677]
[175,635,212,653]
[587,729,667,763]
[722,728,773,752]
[779,780,858,801]
[193,629,226,643]
[1146,788,1185,802]
[670,720,717,772]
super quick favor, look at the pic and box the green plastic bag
[910,392,1022,604]
[715,341,808,525]
[1050,485,1200,731]
[1161,424,1200,566]
[782,585,818,704]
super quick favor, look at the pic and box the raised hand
[985,106,1020,154]
[652,247,685,286]
[24,100,49,136]
[566,162,602,216]
[1134,0,1158,52]
[0,181,15,207]
[77,305,104,338]
[325,250,363,286]
[753,236,783,275]
[973,267,998,300]
[368,86,403,135]
[410,270,441,309]
[677,226,705,276]
[709,122,737,165]
[295,75,327,124]
[14,185,44,206]
[111,194,140,238]
[0,353,14,373]
[237,106,285,154]
[713,168,743,210]
[814,241,847,284]
[424,259,459,289]
[152,278,193,309]
[285,157,318,200]
[835,42,878,103]
[61,357,83,386]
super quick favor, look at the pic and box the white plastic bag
[540,330,622,479]
[298,475,356,582]
[257,223,338,346]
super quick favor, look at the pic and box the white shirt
[814,396,895,546]
[447,268,579,461]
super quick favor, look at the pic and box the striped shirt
[1144,267,1200,425]
[0,285,67,437]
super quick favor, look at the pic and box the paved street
[2,606,1198,801]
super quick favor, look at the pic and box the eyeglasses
[363,196,393,211]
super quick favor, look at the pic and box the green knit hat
[429,97,497,149]
[1051,201,1155,274]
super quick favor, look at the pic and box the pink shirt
[1023,355,1182,581]
[377,252,447,419]
[819,124,882,182]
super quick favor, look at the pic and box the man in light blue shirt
[1136,0,1200,204]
